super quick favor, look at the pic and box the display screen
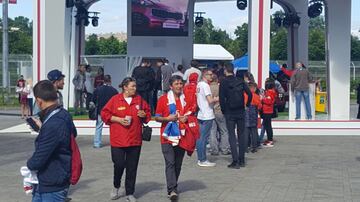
[131,0,190,36]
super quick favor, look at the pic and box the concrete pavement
[1,133,360,201]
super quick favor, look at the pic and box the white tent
[193,44,234,61]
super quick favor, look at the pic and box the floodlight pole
[2,0,9,88]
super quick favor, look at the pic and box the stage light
[274,15,282,27]
[282,15,291,28]
[92,17,99,27]
[237,0,247,10]
[292,15,301,27]
[195,16,204,27]
[84,18,90,27]
[308,1,323,18]
[282,14,301,28]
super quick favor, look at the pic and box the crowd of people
[23,58,336,202]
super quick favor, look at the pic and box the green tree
[270,28,287,60]
[0,16,33,54]
[351,36,360,61]
[85,35,127,55]
[308,28,325,60]
[85,34,99,55]
[228,23,248,58]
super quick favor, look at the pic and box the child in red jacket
[183,73,199,116]
[261,79,276,147]
[244,82,262,152]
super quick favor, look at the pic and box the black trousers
[152,89,158,115]
[86,93,93,110]
[138,91,151,106]
[111,146,141,195]
[357,104,360,119]
[27,98,33,116]
[262,114,273,141]
[161,144,185,194]
[225,112,246,164]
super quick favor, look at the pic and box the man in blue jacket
[27,80,76,201]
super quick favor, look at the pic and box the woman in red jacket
[101,77,151,202]
[261,79,277,148]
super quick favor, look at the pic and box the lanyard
[43,109,61,125]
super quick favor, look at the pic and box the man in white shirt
[196,68,219,167]
[183,60,201,83]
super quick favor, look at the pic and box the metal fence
[0,54,33,86]
[0,55,33,106]
[1,55,359,106]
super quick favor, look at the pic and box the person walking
[73,64,86,115]
[84,65,94,110]
[155,75,200,201]
[27,80,77,201]
[101,77,151,202]
[160,59,174,93]
[196,68,218,167]
[290,62,313,120]
[92,75,118,148]
[219,63,252,169]
[132,59,155,105]
[209,72,230,156]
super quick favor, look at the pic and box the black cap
[47,69,65,82]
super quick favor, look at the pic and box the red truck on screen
[132,0,185,30]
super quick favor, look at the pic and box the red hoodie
[262,89,276,114]
[183,73,199,115]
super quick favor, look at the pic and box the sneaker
[126,195,137,202]
[239,161,246,167]
[210,152,219,156]
[110,187,125,200]
[110,188,120,200]
[263,141,274,148]
[221,150,231,155]
[168,191,178,200]
[250,148,257,153]
[197,160,216,167]
[227,162,240,169]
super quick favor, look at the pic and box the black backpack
[227,79,245,109]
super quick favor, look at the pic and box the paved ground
[1,132,360,202]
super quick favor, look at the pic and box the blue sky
[3,0,360,37]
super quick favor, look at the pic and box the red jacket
[101,94,151,147]
[183,73,198,115]
[179,116,200,156]
[244,92,262,110]
[155,94,200,155]
[262,89,276,114]
[281,67,295,78]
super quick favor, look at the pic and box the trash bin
[315,91,327,113]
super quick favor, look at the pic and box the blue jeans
[258,123,265,145]
[32,188,69,202]
[295,90,312,119]
[94,115,104,147]
[196,119,213,162]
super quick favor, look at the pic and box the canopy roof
[193,44,234,61]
